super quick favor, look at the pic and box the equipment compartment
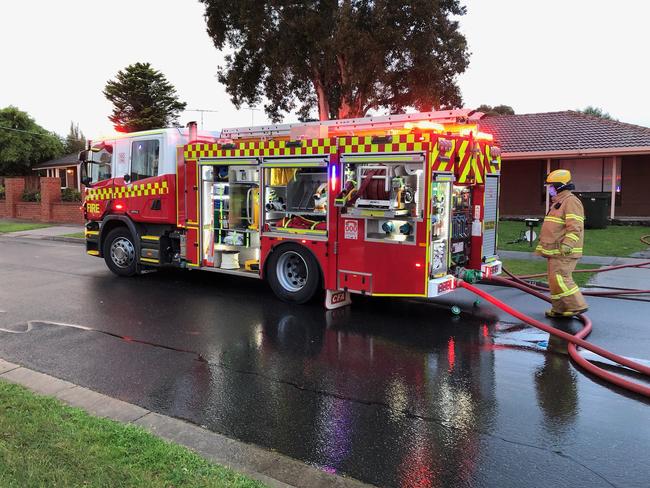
[263,166,328,235]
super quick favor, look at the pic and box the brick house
[32,153,81,191]
[479,111,650,219]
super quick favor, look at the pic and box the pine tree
[103,63,187,132]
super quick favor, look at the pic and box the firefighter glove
[560,243,573,256]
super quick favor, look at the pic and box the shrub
[61,188,82,202]
[21,189,41,202]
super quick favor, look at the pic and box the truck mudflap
[325,289,352,310]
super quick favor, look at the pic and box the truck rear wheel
[103,227,138,277]
[267,244,320,303]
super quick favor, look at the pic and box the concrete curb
[46,236,85,244]
[0,234,85,244]
[0,358,372,488]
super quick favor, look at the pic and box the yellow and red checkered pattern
[85,181,169,201]
[338,133,431,154]
[184,138,337,160]
[182,134,500,181]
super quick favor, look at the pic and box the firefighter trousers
[547,257,588,313]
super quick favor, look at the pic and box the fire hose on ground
[455,238,650,397]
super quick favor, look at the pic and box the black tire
[103,227,138,277]
[266,243,321,304]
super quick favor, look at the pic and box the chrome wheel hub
[110,237,135,268]
[277,252,308,292]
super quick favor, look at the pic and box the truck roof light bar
[221,110,483,139]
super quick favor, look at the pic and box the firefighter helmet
[546,169,572,185]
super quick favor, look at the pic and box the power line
[0,125,65,141]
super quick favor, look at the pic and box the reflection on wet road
[1,239,649,487]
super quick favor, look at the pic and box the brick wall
[52,203,84,224]
[4,178,25,220]
[40,177,61,222]
[0,176,83,224]
[15,203,41,220]
[498,159,546,217]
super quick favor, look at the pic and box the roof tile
[478,111,650,154]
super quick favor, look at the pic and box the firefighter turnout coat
[535,190,584,258]
[535,189,588,313]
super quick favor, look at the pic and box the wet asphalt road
[0,237,649,488]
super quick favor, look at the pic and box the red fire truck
[82,110,502,309]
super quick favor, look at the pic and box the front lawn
[500,258,597,288]
[0,380,265,488]
[498,220,650,257]
[0,220,51,234]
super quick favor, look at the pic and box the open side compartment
[335,152,428,296]
[261,157,329,237]
[198,160,261,275]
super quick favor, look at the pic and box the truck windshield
[84,146,112,184]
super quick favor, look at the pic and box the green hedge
[21,189,41,202]
[61,188,82,202]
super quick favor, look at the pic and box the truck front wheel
[103,227,138,277]
[267,244,321,303]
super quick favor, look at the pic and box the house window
[130,140,160,182]
[555,157,622,206]
[59,168,67,188]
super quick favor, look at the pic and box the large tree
[64,121,86,154]
[0,106,64,176]
[477,104,514,116]
[201,0,470,121]
[103,62,187,132]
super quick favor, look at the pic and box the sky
[1,0,649,139]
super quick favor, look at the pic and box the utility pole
[185,109,219,130]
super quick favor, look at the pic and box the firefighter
[535,169,588,317]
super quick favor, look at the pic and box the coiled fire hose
[457,278,650,397]
[457,234,650,396]
[502,262,650,298]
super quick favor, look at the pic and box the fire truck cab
[83,111,502,309]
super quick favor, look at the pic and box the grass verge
[0,221,52,234]
[0,380,266,488]
[500,258,597,288]
[62,232,85,239]
[498,220,650,257]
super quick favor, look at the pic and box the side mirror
[81,176,92,186]
[123,174,131,183]
[78,150,88,162]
